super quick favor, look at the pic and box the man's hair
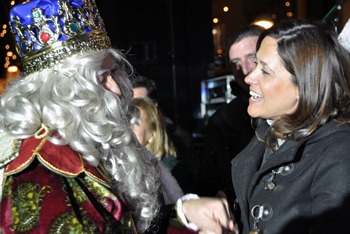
[226,24,265,62]
[129,75,158,104]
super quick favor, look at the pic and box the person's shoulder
[310,120,350,143]
[207,97,248,126]
[161,155,179,170]
[306,121,350,162]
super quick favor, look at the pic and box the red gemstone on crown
[41,32,50,42]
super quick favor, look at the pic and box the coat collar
[232,119,350,211]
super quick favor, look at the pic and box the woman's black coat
[231,120,350,234]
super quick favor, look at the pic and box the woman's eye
[261,69,270,75]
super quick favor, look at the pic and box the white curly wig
[0,48,161,233]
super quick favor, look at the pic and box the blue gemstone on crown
[70,23,79,32]
[33,12,40,18]
[93,17,99,26]
[21,41,27,50]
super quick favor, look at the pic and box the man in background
[130,75,159,105]
[197,25,264,205]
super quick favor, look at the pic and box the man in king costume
[0,0,236,233]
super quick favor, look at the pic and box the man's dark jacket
[197,89,254,203]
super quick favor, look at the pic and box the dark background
[1,0,349,134]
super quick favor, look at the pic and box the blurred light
[4,64,8,69]
[217,49,222,54]
[2,24,7,29]
[223,6,229,12]
[5,61,10,66]
[5,57,9,61]
[2,30,6,34]
[254,20,274,29]
[0,34,4,38]
[5,45,10,50]
[12,55,17,60]
[213,18,219,24]
[7,51,13,57]
[271,14,276,19]
[11,1,15,5]
[285,2,290,7]
[8,66,18,73]
[212,29,217,34]
[286,12,293,17]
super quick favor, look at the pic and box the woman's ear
[148,132,156,144]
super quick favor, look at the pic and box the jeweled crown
[9,0,111,75]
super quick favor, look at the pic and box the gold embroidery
[4,153,35,176]
[85,171,110,188]
[2,176,14,200]
[47,210,98,233]
[83,176,117,203]
[10,181,52,232]
[37,153,83,177]
[62,178,89,206]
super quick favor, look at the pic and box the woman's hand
[182,197,239,234]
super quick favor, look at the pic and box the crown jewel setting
[9,0,111,75]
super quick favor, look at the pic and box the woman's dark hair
[258,20,350,149]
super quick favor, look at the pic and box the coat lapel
[231,136,265,210]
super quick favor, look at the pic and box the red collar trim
[4,136,110,187]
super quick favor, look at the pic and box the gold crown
[9,0,111,75]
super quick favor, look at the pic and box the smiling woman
[231,19,350,234]
[245,36,299,121]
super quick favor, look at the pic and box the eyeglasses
[97,63,118,85]
[97,63,118,76]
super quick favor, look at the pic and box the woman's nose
[244,67,258,86]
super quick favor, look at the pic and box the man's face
[133,87,148,99]
[229,36,259,92]
[133,87,158,107]
[99,54,122,97]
